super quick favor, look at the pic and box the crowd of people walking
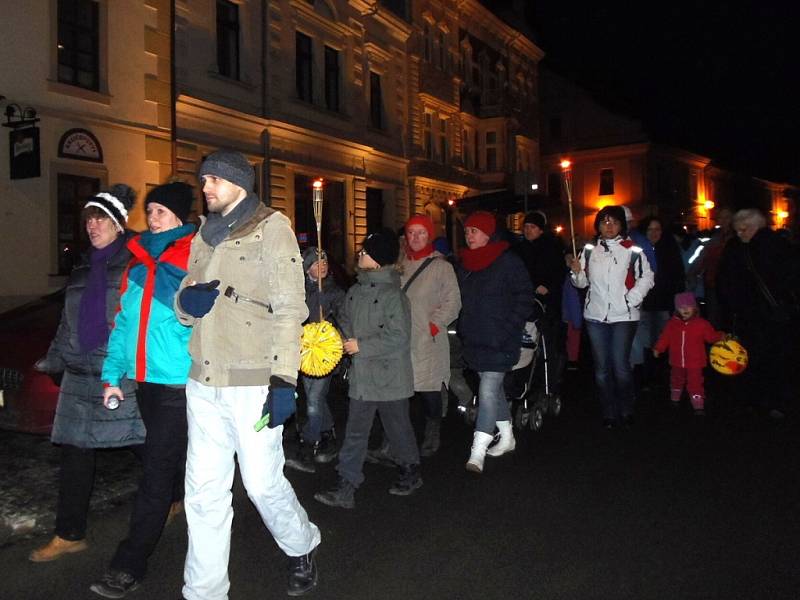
[26,147,799,599]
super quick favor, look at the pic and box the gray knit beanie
[198,150,255,192]
[302,246,327,273]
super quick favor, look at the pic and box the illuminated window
[216,0,240,79]
[324,46,340,112]
[296,32,313,102]
[57,0,100,90]
[599,168,615,196]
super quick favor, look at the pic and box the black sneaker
[287,550,318,596]
[285,440,316,474]
[388,464,423,496]
[314,478,355,509]
[313,430,338,464]
[90,570,139,599]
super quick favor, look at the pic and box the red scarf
[460,241,509,272]
[406,244,434,260]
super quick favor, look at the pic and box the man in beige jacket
[175,150,320,599]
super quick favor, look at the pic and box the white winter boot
[465,431,494,474]
[486,420,516,457]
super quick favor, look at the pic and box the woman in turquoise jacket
[89,182,196,599]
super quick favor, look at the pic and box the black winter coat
[304,275,345,325]
[512,233,566,319]
[642,234,685,312]
[42,243,145,448]
[717,227,800,327]
[457,250,534,372]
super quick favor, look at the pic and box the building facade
[1,0,544,303]
[0,0,173,302]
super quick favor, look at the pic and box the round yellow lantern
[709,338,748,375]
[300,320,344,377]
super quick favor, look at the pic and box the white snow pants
[182,379,321,600]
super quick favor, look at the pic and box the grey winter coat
[338,267,413,402]
[42,244,145,448]
[399,252,461,391]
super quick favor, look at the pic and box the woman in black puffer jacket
[457,211,533,474]
[29,185,145,563]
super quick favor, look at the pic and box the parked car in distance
[0,292,63,434]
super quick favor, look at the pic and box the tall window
[366,188,384,234]
[324,46,340,112]
[57,173,100,274]
[369,71,383,129]
[57,0,100,91]
[462,128,473,170]
[296,32,313,102]
[423,113,433,160]
[438,30,447,69]
[485,131,497,171]
[423,23,431,62]
[216,0,240,79]
[599,168,615,196]
[438,118,448,164]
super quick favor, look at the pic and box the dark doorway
[366,187,384,234]
[57,173,100,274]
[294,175,346,268]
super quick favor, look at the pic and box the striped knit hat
[84,184,136,233]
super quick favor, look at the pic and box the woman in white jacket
[567,205,654,428]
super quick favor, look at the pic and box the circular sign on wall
[58,128,103,163]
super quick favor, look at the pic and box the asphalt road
[2,371,798,600]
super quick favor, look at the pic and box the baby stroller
[458,298,563,432]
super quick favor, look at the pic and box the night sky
[507,2,800,185]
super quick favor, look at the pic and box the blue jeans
[301,374,334,443]
[475,371,510,434]
[585,320,638,421]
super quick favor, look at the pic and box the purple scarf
[78,236,125,354]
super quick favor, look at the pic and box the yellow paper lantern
[300,320,344,377]
[709,338,748,375]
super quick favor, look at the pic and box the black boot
[419,418,441,457]
[313,429,338,464]
[287,550,318,596]
[388,463,423,496]
[364,439,395,468]
[285,439,316,473]
[314,477,356,509]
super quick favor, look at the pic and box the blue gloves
[255,376,297,431]
[179,280,220,318]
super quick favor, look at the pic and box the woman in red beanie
[457,211,533,473]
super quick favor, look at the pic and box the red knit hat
[464,211,496,237]
[405,214,434,239]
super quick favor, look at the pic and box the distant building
[539,68,797,240]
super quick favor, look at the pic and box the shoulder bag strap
[402,257,436,293]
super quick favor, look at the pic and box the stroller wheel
[514,405,530,429]
[549,394,563,417]
[529,406,544,432]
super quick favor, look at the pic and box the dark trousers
[417,391,441,419]
[55,445,96,541]
[337,398,419,487]
[111,383,187,579]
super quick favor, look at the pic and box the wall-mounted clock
[58,128,104,163]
